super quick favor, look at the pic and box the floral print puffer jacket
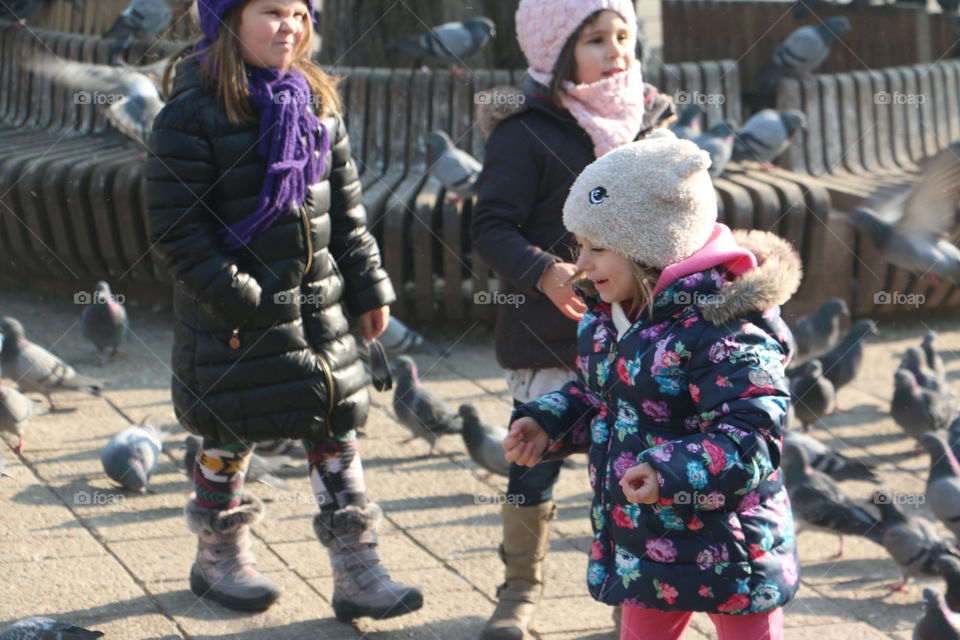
[513,229,803,615]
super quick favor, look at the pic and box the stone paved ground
[0,281,958,639]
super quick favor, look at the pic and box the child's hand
[358,305,390,341]
[540,263,587,321]
[502,417,548,467]
[619,462,660,504]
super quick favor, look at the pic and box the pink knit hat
[515,0,638,85]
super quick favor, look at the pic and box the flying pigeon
[387,17,496,74]
[0,617,103,640]
[693,121,736,178]
[424,130,482,203]
[755,16,851,94]
[184,435,292,490]
[103,0,174,58]
[784,430,879,483]
[0,384,48,453]
[789,358,836,434]
[80,281,129,366]
[731,109,807,169]
[458,404,510,478]
[892,369,954,443]
[392,356,462,454]
[789,297,850,362]
[914,587,960,640]
[669,103,703,141]
[101,415,168,493]
[782,441,884,558]
[0,317,106,411]
[918,433,960,541]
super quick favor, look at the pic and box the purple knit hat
[196,0,315,47]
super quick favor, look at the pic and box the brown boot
[480,501,556,640]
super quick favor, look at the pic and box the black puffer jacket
[146,56,394,444]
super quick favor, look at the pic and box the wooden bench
[776,60,960,317]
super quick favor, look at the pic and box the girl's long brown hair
[547,10,605,100]
[162,2,341,124]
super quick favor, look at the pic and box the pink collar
[651,224,757,298]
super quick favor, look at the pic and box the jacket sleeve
[637,320,790,511]
[326,116,396,316]
[512,379,600,460]
[470,116,558,298]
[146,100,262,330]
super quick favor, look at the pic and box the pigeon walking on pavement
[782,441,884,558]
[789,359,836,434]
[918,433,960,542]
[424,130,483,203]
[0,316,106,411]
[392,356,462,455]
[80,281,129,366]
[0,384,48,453]
[789,297,850,362]
[892,369,954,443]
[103,0,173,58]
[902,347,943,393]
[784,430,878,483]
[914,587,960,640]
[807,319,879,393]
[937,553,960,613]
[458,404,510,478]
[387,17,496,74]
[923,330,949,389]
[0,617,103,640]
[755,16,852,94]
[101,415,168,493]
[731,109,808,169]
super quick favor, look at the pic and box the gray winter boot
[185,494,280,612]
[314,503,424,622]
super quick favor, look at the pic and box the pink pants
[620,605,784,640]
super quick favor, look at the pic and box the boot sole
[332,588,424,622]
[190,566,279,612]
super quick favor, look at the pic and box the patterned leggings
[192,434,366,513]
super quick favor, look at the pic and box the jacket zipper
[299,204,313,275]
[597,338,618,598]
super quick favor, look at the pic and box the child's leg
[620,606,694,640]
[707,607,784,640]
[302,435,366,511]
[193,439,254,509]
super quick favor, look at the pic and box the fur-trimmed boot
[480,501,557,640]
[185,494,280,612]
[314,503,423,622]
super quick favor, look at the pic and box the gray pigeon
[458,403,510,478]
[0,384,49,453]
[874,489,959,591]
[0,452,13,479]
[789,297,850,362]
[387,17,496,70]
[782,441,884,558]
[183,435,292,490]
[784,430,879,483]
[101,415,167,493]
[755,16,851,94]
[0,617,103,639]
[392,356,462,454]
[0,317,106,411]
[378,316,444,357]
[693,122,735,178]
[669,103,703,141]
[425,130,482,202]
[902,347,942,393]
[103,0,174,58]
[731,109,807,168]
[789,358,836,434]
[918,433,960,541]
[80,281,129,366]
[937,553,960,613]
[914,587,960,640]
[922,331,948,390]
[800,319,878,394]
[25,55,171,147]
[892,369,954,442]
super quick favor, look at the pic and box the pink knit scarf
[556,64,646,158]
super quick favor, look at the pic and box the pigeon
[788,359,836,434]
[458,404,510,478]
[101,415,168,493]
[918,433,960,541]
[392,356,462,454]
[937,553,960,613]
[874,489,959,591]
[0,452,13,479]
[755,16,851,94]
[424,130,482,202]
[0,618,103,639]
[103,0,174,58]
[183,435,292,490]
[669,103,703,141]
[0,384,48,453]
[378,316,444,357]
[782,441,884,558]
[914,587,960,640]
[789,297,850,362]
[80,281,129,366]
[25,54,171,147]
[693,121,736,178]
[0,317,106,411]
[731,109,807,169]
[387,17,496,74]
[902,346,943,393]
[892,369,954,442]
[801,319,878,394]
[254,438,307,462]
[784,430,879,483]
[923,330,948,389]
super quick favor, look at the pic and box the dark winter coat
[514,230,803,614]
[146,56,394,444]
[471,81,675,371]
